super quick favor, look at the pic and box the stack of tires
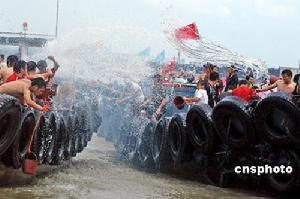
[253,92,300,192]
[105,92,300,193]
[0,94,101,170]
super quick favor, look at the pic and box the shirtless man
[6,60,27,83]
[0,55,18,83]
[256,69,296,94]
[27,61,52,80]
[37,56,60,75]
[0,77,49,111]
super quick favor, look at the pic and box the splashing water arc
[161,8,268,80]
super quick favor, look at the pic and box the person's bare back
[0,67,13,83]
[0,79,31,98]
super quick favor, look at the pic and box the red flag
[175,23,200,40]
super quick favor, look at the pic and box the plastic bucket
[22,152,38,175]
[173,96,185,110]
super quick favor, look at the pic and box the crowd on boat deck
[0,54,60,111]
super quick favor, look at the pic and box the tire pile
[100,90,300,193]
[0,93,101,170]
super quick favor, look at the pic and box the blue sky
[0,0,299,67]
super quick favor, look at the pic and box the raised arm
[48,56,60,74]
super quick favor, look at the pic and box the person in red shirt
[6,60,27,83]
[232,80,256,102]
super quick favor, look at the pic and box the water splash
[30,26,153,84]
[160,5,268,80]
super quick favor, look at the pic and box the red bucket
[22,152,38,175]
[173,96,185,110]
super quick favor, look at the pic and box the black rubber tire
[64,114,73,160]
[71,114,80,156]
[77,135,84,153]
[268,149,300,192]
[88,97,101,134]
[52,115,66,165]
[0,94,21,156]
[168,113,193,164]
[85,103,93,142]
[203,143,237,188]
[204,156,235,188]
[81,106,90,147]
[84,134,88,147]
[2,111,35,169]
[212,96,256,150]
[79,120,87,152]
[76,106,88,153]
[45,113,58,164]
[127,135,139,165]
[255,92,300,146]
[186,104,214,154]
[31,114,47,164]
[137,123,156,170]
[151,117,172,170]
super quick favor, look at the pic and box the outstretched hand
[42,103,51,112]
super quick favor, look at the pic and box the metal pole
[55,0,59,39]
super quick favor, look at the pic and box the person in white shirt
[184,80,208,105]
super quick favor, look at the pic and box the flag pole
[177,50,181,64]
[55,0,59,39]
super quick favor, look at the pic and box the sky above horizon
[0,0,299,67]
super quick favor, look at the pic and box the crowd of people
[1,52,297,126]
[0,54,61,112]
[161,62,299,107]
[143,62,300,125]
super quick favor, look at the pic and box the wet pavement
[0,136,272,199]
